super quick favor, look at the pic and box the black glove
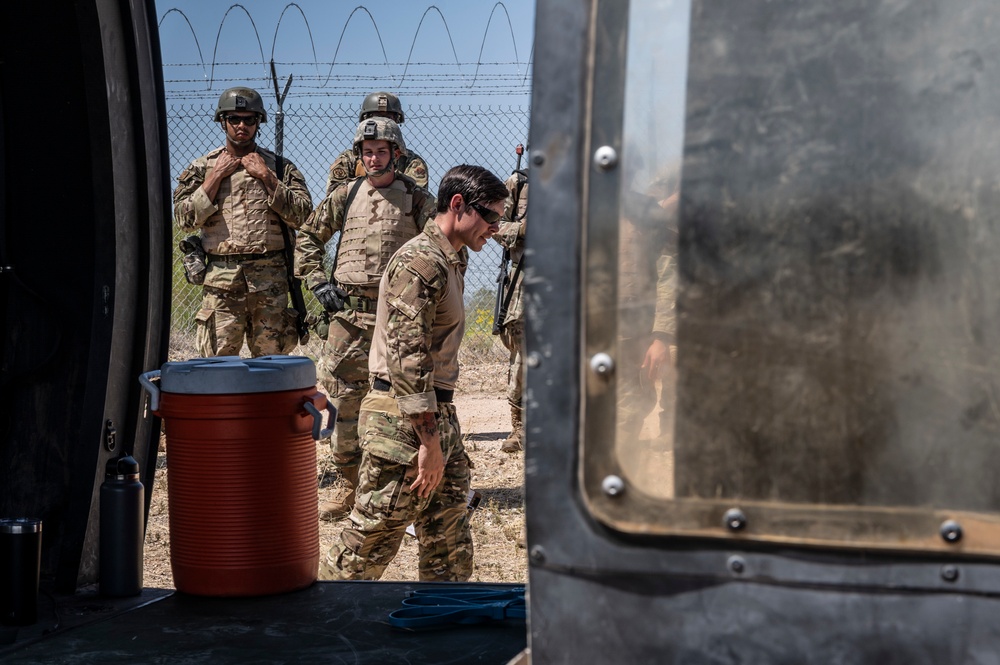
[312,282,347,313]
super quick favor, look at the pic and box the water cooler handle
[138,370,162,413]
[303,395,337,441]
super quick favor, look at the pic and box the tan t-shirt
[369,218,468,415]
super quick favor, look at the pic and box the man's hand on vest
[312,282,347,313]
[242,153,278,194]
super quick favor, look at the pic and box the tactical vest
[334,179,420,286]
[200,149,285,255]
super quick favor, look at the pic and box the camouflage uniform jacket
[172,145,313,291]
[619,192,676,343]
[325,147,429,195]
[295,174,436,292]
[494,171,528,325]
[369,220,469,416]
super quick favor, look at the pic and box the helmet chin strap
[363,153,396,178]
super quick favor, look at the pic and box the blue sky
[155,1,536,105]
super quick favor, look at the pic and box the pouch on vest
[179,235,207,285]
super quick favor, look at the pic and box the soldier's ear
[449,194,465,214]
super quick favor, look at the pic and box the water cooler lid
[159,355,317,395]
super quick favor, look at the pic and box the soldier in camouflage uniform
[295,117,436,521]
[324,91,429,195]
[320,164,507,581]
[617,185,678,440]
[173,86,313,357]
[494,170,529,452]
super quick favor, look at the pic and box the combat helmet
[359,91,404,123]
[214,87,268,123]
[352,117,406,156]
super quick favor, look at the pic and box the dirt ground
[142,360,527,588]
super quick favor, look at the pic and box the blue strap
[388,586,527,630]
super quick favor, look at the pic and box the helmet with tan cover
[352,117,406,157]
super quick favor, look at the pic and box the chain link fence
[167,102,530,363]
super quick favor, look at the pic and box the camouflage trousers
[195,282,297,357]
[316,312,375,468]
[499,320,525,408]
[319,391,474,582]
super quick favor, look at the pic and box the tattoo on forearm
[411,412,437,441]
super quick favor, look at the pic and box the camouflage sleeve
[294,184,349,289]
[494,221,524,251]
[403,151,429,188]
[494,175,525,250]
[651,253,676,341]
[270,159,313,229]
[651,192,678,339]
[172,158,216,233]
[413,186,437,231]
[325,149,357,196]
[381,245,447,415]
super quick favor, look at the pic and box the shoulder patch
[386,261,430,320]
[407,255,440,284]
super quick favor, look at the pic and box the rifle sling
[274,155,310,339]
[500,256,524,316]
[499,168,529,317]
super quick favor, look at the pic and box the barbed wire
[158,2,533,94]
[163,60,529,68]
[165,76,529,87]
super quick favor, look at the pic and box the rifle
[492,144,526,335]
[270,60,310,345]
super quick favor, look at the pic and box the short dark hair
[436,165,508,213]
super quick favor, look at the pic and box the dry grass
[142,360,526,588]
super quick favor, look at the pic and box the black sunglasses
[468,201,501,225]
[225,114,258,126]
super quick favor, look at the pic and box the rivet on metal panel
[602,475,625,497]
[527,352,542,368]
[531,153,545,167]
[941,565,960,583]
[529,545,546,564]
[589,352,614,377]
[727,555,746,575]
[723,508,747,532]
[940,520,963,544]
[593,145,618,171]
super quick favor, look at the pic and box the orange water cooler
[139,356,333,596]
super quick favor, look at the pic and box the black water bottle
[100,453,144,597]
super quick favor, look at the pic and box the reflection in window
[614,0,689,499]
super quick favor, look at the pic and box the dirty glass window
[586,0,1000,557]
[611,0,688,502]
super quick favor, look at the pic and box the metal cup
[0,518,43,626]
